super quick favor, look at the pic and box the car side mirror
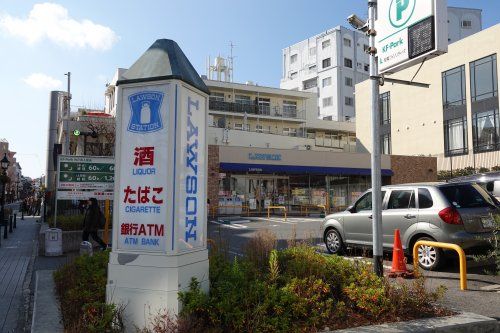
[347,206,356,213]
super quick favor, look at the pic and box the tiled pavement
[0,207,39,333]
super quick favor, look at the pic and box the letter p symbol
[396,0,409,21]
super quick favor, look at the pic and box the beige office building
[355,24,500,172]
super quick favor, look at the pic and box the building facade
[280,26,369,122]
[281,7,482,122]
[0,138,23,202]
[355,24,499,172]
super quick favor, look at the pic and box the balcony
[209,100,304,119]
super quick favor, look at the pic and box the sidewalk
[0,213,39,333]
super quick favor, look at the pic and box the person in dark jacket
[82,198,107,250]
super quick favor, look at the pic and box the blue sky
[0,0,498,178]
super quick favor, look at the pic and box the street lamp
[1,153,10,240]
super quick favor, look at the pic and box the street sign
[57,190,114,200]
[376,0,447,74]
[57,155,115,190]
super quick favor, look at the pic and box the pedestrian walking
[82,198,107,250]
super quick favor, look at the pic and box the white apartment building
[281,7,482,122]
[281,26,369,122]
[448,6,482,43]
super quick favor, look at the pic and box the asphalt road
[208,215,500,320]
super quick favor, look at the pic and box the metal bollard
[13,214,16,229]
[21,209,24,220]
[9,215,13,233]
[3,218,7,239]
[80,241,93,256]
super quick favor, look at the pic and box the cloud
[0,3,118,51]
[23,73,62,89]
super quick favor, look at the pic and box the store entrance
[247,175,289,212]
[219,174,289,213]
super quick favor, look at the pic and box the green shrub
[48,214,84,231]
[177,240,448,332]
[53,251,123,332]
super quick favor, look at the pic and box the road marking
[209,221,248,229]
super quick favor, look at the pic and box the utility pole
[368,0,384,277]
[64,72,71,155]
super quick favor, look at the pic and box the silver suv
[323,182,499,270]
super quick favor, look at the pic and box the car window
[387,190,414,210]
[354,192,372,211]
[418,188,433,209]
[353,191,386,212]
[439,183,496,208]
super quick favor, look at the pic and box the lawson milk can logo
[389,0,416,28]
[127,91,164,133]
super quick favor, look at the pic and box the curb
[329,312,499,332]
[31,270,64,333]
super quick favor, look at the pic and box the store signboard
[376,0,448,74]
[116,86,169,253]
[57,155,115,190]
[114,83,207,254]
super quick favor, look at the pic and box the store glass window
[380,92,391,125]
[442,65,466,107]
[381,133,391,154]
[444,117,468,156]
[470,54,498,102]
[472,109,500,152]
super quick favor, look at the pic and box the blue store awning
[220,163,393,176]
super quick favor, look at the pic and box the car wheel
[415,237,442,270]
[325,229,344,255]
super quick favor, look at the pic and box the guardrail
[412,240,467,291]
[267,206,287,221]
[299,204,328,216]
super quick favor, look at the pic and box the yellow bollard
[413,240,467,291]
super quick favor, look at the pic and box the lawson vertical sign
[175,86,207,252]
[117,85,170,252]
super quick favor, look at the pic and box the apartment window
[380,92,391,125]
[442,65,466,107]
[363,44,370,52]
[255,124,269,133]
[381,134,391,154]
[322,58,331,68]
[444,117,468,156]
[235,94,252,105]
[470,54,498,102]
[290,54,298,64]
[322,97,333,107]
[209,92,224,102]
[303,77,318,90]
[283,100,297,117]
[343,38,352,47]
[461,20,472,29]
[309,65,317,72]
[258,98,271,115]
[282,128,297,137]
[290,71,298,79]
[472,109,500,153]
[309,47,316,56]
[322,39,331,49]
[344,58,353,68]
[322,77,332,87]
[345,77,353,87]
[364,63,370,72]
[345,96,354,106]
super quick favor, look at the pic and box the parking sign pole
[368,0,384,277]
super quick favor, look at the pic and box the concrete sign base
[107,249,208,330]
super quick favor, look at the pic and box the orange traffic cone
[388,229,413,278]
